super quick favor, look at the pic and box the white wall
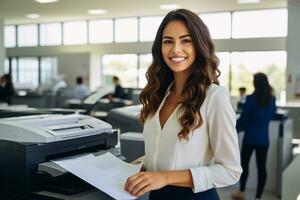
[0,19,5,75]
[57,53,90,87]
[286,1,300,101]
[89,53,101,91]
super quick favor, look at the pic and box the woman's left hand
[124,172,168,197]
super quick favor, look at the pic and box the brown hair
[253,72,274,107]
[139,9,220,139]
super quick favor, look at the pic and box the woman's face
[161,20,196,74]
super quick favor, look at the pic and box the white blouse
[143,83,242,193]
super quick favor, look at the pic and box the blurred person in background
[72,76,90,100]
[237,87,247,113]
[232,73,276,200]
[0,74,15,105]
[110,76,126,99]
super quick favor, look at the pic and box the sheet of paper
[53,152,142,200]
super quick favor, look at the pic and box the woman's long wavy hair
[253,73,273,107]
[140,9,220,140]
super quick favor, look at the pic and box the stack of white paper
[53,152,142,200]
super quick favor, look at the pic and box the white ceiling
[0,0,286,25]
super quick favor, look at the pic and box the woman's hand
[124,172,168,197]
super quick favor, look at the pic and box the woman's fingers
[124,172,167,197]
[124,172,144,191]
[126,175,145,192]
[135,185,152,197]
[130,178,149,196]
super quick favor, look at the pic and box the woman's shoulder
[204,84,231,107]
[206,83,229,98]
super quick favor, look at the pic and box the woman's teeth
[171,57,186,62]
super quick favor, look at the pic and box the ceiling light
[237,0,260,4]
[34,0,59,3]
[26,13,40,19]
[88,9,108,15]
[159,4,179,10]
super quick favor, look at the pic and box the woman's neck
[172,72,190,96]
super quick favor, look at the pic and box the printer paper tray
[42,173,93,195]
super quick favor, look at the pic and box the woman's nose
[172,42,182,54]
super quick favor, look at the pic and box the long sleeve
[270,97,276,120]
[236,96,251,132]
[190,87,242,193]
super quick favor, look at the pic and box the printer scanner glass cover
[0,114,112,143]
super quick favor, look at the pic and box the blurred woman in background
[232,73,276,200]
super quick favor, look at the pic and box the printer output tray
[42,173,93,195]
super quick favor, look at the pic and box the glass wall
[63,21,87,45]
[5,8,287,47]
[40,23,62,46]
[100,51,286,99]
[216,52,230,88]
[232,9,287,38]
[139,16,163,41]
[89,19,113,43]
[5,8,287,96]
[40,57,58,84]
[4,26,16,48]
[5,57,58,89]
[17,24,38,47]
[11,58,18,83]
[115,18,138,42]
[138,54,152,88]
[18,57,39,88]
[4,58,9,74]
[102,54,138,87]
[230,51,286,98]
[199,12,231,39]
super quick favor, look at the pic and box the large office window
[232,9,287,38]
[139,16,163,41]
[4,59,10,74]
[115,18,138,42]
[89,19,113,43]
[4,26,16,48]
[18,57,39,88]
[10,58,18,83]
[102,54,138,87]
[40,57,58,84]
[199,12,231,39]
[230,51,286,98]
[17,24,38,47]
[40,23,62,46]
[138,54,152,88]
[4,58,18,83]
[63,21,87,45]
[216,52,230,88]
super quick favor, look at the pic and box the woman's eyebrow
[162,36,173,39]
[179,34,192,39]
[162,34,192,39]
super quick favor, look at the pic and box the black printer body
[0,131,117,198]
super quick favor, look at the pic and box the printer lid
[0,114,112,143]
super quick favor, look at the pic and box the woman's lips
[169,57,187,63]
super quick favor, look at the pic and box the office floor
[218,186,280,200]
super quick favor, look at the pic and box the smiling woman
[161,20,196,74]
[124,9,242,200]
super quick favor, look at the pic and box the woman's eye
[182,39,192,44]
[163,40,172,44]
